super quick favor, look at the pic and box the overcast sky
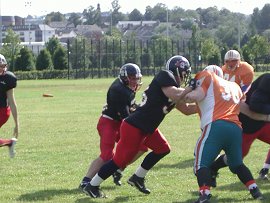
[0,0,269,17]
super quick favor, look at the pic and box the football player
[82,55,195,198]
[79,63,148,189]
[184,65,263,202]
[222,49,254,94]
[211,73,270,182]
[0,54,18,158]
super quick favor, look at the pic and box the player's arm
[241,66,254,94]
[7,88,19,138]
[184,86,205,103]
[240,102,270,122]
[249,90,270,114]
[161,86,193,104]
[175,102,198,115]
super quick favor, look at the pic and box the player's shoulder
[4,71,17,79]
[195,70,211,79]
[110,78,132,94]
[240,61,254,72]
[155,70,178,87]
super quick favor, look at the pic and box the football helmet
[224,50,240,70]
[0,54,7,65]
[119,63,142,91]
[224,50,240,61]
[0,54,7,75]
[204,65,223,78]
[166,55,191,86]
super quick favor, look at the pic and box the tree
[45,37,61,57]
[0,28,21,71]
[242,35,270,67]
[83,6,96,25]
[36,49,53,70]
[201,38,221,66]
[111,0,125,25]
[68,13,82,27]
[151,3,167,22]
[15,47,35,71]
[144,6,153,20]
[45,12,65,23]
[53,46,67,70]
[129,9,143,21]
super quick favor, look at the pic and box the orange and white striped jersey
[195,71,243,129]
[222,61,254,93]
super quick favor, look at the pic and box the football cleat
[112,171,123,186]
[250,187,263,200]
[258,168,269,180]
[83,183,106,198]
[78,181,89,191]
[194,193,211,203]
[127,174,150,194]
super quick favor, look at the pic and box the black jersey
[239,73,270,134]
[0,71,17,107]
[102,78,136,121]
[125,70,178,134]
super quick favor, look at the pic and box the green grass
[1,76,270,203]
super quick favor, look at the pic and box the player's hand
[13,126,19,139]
[188,78,197,90]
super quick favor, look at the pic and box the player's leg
[225,123,263,200]
[194,121,223,202]
[83,121,144,198]
[112,129,148,186]
[210,129,257,187]
[79,116,120,189]
[255,123,270,179]
[127,128,170,194]
[0,107,15,158]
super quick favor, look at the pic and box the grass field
[1,76,270,203]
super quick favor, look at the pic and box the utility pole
[0,0,2,48]
[25,1,32,45]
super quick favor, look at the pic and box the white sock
[248,183,257,190]
[135,166,148,178]
[117,169,123,174]
[263,163,270,169]
[200,189,211,196]
[90,174,104,186]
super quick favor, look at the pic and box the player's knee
[154,143,171,154]
[229,164,243,174]
[100,150,114,161]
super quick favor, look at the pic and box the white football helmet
[204,65,223,78]
[224,50,240,62]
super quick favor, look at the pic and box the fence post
[67,39,70,80]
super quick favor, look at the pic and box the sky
[0,0,269,17]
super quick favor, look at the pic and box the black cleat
[78,181,88,191]
[112,171,123,186]
[258,168,269,180]
[194,193,211,203]
[250,187,263,200]
[127,174,151,194]
[83,183,106,198]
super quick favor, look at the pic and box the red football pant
[97,116,147,161]
[0,107,10,128]
[113,121,170,169]
[242,123,270,158]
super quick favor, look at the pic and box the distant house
[116,21,159,41]
[117,21,158,31]
[1,24,55,43]
[75,24,104,39]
